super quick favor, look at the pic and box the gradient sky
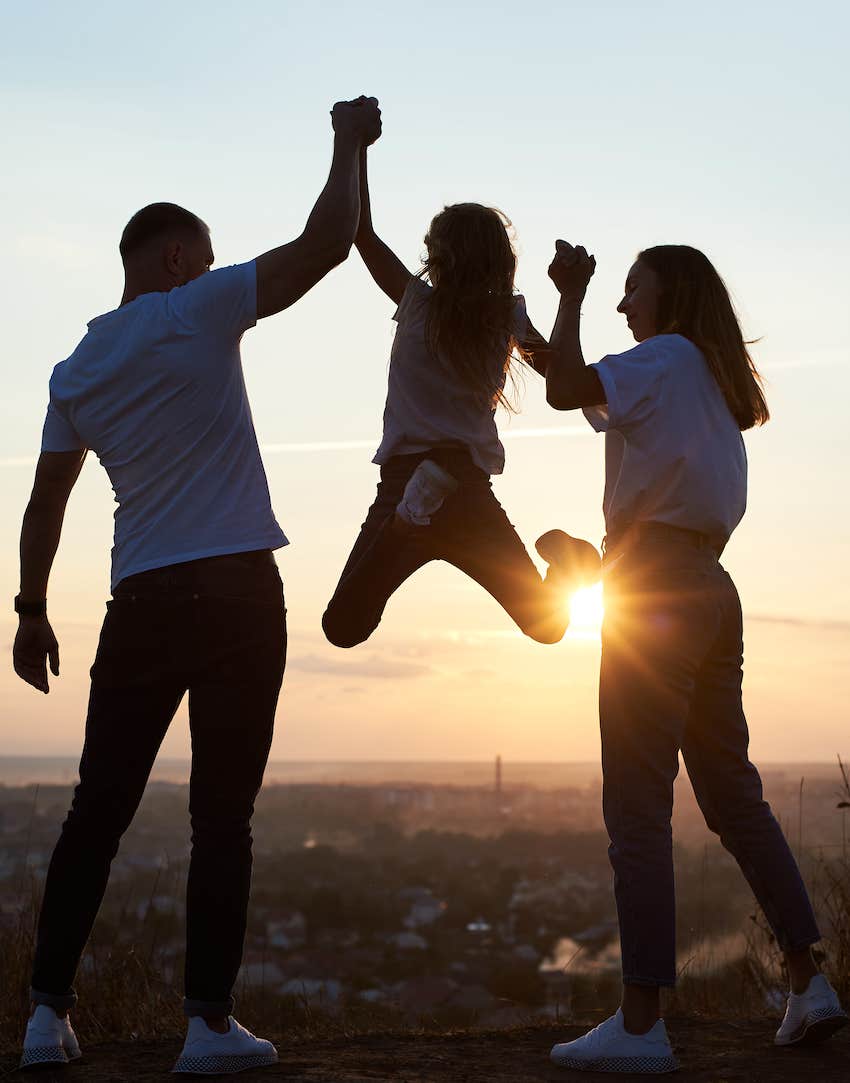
[2,1,848,763]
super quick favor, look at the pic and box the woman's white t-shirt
[583,333,747,543]
[373,278,528,476]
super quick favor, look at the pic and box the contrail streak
[0,425,593,467]
[262,426,591,455]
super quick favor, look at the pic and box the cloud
[287,652,432,680]
[748,613,850,633]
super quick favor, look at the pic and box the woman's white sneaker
[20,1005,82,1069]
[550,1009,678,1074]
[396,459,458,526]
[774,974,848,1046]
[172,1016,278,1074]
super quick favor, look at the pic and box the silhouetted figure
[322,149,599,649]
[13,97,381,1075]
[542,241,847,1073]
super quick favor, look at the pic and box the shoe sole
[535,531,602,588]
[777,1009,849,1047]
[20,1045,70,1070]
[550,1052,679,1073]
[172,1051,279,1075]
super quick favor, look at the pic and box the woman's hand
[548,241,596,303]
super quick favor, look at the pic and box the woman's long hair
[421,203,528,411]
[638,245,769,430]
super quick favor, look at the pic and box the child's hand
[548,240,596,302]
[331,96,382,146]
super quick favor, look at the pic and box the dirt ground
[3,1018,848,1081]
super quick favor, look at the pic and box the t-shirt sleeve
[41,400,85,452]
[392,277,430,324]
[583,340,668,433]
[511,295,529,341]
[168,261,257,339]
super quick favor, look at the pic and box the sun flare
[567,582,604,640]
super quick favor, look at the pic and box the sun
[566,582,604,640]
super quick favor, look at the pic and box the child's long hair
[421,203,528,411]
[638,245,769,430]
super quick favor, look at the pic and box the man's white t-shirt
[41,261,287,590]
[582,334,747,543]
[373,277,529,476]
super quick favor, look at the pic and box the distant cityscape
[1,758,846,1024]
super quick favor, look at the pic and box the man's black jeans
[31,550,286,1017]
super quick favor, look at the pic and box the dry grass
[2,760,848,1054]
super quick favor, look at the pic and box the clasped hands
[548,240,596,304]
[331,95,382,147]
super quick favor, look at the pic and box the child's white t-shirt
[41,262,287,590]
[583,333,747,543]
[373,278,528,475]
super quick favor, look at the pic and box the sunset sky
[2,1,848,765]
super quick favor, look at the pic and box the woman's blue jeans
[600,530,820,987]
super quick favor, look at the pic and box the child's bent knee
[322,609,369,649]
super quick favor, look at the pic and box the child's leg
[435,480,579,644]
[322,462,434,648]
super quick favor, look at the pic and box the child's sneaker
[172,1016,278,1074]
[20,1004,82,1069]
[550,1009,678,1074]
[396,459,458,527]
[536,529,601,590]
[774,974,848,1046]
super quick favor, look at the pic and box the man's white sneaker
[550,1010,678,1074]
[396,460,458,527]
[774,974,848,1046]
[20,1005,82,1070]
[172,1016,278,1074]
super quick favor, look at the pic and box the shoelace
[583,1016,618,1053]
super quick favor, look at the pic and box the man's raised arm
[13,449,87,693]
[255,96,382,319]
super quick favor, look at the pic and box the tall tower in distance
[495,754,502,797]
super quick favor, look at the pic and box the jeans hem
[184,997,235,1018]
[31,987,78,1012]
[778,933,822,953]
[622,974,677,989]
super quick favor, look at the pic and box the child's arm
[355,147,413,305]
[517,317,555,377]
[545,241,605,410]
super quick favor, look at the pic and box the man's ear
[164,240,184,278]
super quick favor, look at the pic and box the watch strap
[14,595,47,618]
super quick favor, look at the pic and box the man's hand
[548,240,596,303]
[13,615,60,694]
[331,96,382,147]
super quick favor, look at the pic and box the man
[13,95,381,1075]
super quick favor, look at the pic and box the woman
[542,242,846,1073]
[322,148,598,650]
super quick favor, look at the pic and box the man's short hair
[119,203,209,262]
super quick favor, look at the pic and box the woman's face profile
[617,261,661,342]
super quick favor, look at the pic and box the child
[543,241,847,1073]
[322,150,599,648]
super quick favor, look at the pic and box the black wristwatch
[14,595,47,618]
